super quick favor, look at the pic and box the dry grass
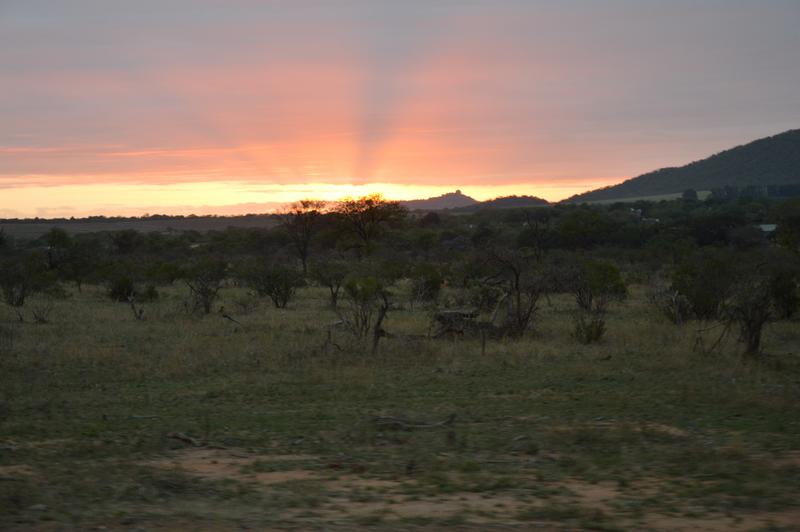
[1,282,799,530]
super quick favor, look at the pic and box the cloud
[0,1,798,216]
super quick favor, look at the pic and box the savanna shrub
[648,285,692,324]
[108,276,135,302]
[671,249,735,320]
[408,263,443,306]
[239,261,304,308]
[108,276,158,303]
[572,259,627,313]
[183,258,227,314]
[574,314,606,344]
[566,259,626,343]
[339,276,389,338]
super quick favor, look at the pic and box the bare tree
[481,248,549,338]
[279,199,327,274]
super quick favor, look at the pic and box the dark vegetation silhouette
[567,129,800,203]
[1,193,799,356]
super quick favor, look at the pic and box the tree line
[1,193,799,356]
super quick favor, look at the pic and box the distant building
[757,224,777,234]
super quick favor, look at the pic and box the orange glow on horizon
[0,179,606,219]
[0,12,643,218]
[6,3,788,218]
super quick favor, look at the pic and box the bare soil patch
[643,509,800,531]
[141,447,800,529]
[146,448,321,484]
[0,464,36,479]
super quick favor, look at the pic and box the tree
[555,208,614,249]
[310,258,350,308]
[0,252,58,322]
[183,259,227,314]
[775,198,800,253]
[42,228,73,270]
[334,194,407,254]
[480,248,550,338]
[568,259,627,343]
[237,260,304,309]
[571,259,627,314]
[671,249,736,320]
[338,276,391,355]
[407,262,443,308]
[60,239,104,291]
[722,250,800,356]
[110,229,142,255]
[279,199,327,274]
[682,189,699,201]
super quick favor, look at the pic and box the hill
[565,129,800,203]
[455,195,549,211]
[403,191,550,212]
[401,190,478,210]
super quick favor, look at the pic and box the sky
[1,0,799,218]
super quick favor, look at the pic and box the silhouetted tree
[334,194,407,254]
[279,199,327,274]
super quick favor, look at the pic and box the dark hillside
[566,129,800,203]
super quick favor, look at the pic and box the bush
[572,259,627,313]
[567,259,626,343]
[238,261,304,309]
[339,276,389,339]
[720,250,800,355]
[183,259,227,314]
[725,278,773,356]
[310,260,349,308]
[108,276,158,303]
[466,285,502,313]
[574,314,606,344]
[108,276,135,302]
[671,249,735,320]
[648,284,692,324]
[0,253,57,321]
[408,263,443,307]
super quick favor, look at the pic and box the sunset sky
[2,1,800,218]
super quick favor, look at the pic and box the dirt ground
[132,447,800,531]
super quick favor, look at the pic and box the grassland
[1,283,799,530]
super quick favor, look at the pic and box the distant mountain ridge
[565,129,800,203]
[401,190,478,210]
[402,191,549,211]
[454,195,549,211]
